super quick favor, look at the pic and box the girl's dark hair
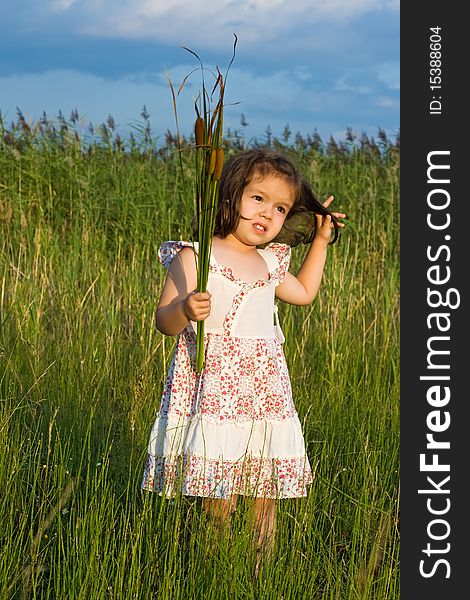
[213,148,339,245]
[278,177,339,246]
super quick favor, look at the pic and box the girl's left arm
[275,196,346,306]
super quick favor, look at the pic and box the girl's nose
[260,206,273,220]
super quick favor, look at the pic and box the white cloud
[375,95,398,109]
[41,0,398,49]
[376,61,399,90]
[52,0,77,10]
[334,74,373,95]
[333,59,400,95]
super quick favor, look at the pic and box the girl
[142,148,345,578]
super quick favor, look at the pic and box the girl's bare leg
[251,498,277,579]
[202,494,238,533]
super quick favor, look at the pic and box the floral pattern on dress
[157,330,295,422]
[158,240,196,270]
[142,451,314,499]
[263,242,292,284]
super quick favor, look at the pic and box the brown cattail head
[214,148,224,181]
[209,149,217,176]
[195,117,205,146]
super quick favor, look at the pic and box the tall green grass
[0,112,399,599]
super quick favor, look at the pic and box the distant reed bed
[0,109,399,599]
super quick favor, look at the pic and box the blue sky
[0,0,399,145]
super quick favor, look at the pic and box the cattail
[195,117,205,146]
[214,148,224,181]
[209,149,217,175]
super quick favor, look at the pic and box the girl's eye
[277,206,286,214]
[253,195,263,202]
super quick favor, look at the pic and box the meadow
[0,111,399,599]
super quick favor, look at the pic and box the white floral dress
[141,240,314,499]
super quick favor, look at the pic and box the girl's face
[232,172,295,246]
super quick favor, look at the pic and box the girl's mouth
[252,223,267,234]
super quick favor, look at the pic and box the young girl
[142,148,345,578]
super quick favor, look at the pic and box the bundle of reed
[193,89,225,373]
[168,38,237,373]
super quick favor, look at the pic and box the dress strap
[255,247,278,275]
[263,243,292,284]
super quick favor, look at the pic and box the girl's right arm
[156,247,211,336]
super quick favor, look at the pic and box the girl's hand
[183,291,212,322]
[315,195,346,242]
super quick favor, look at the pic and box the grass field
[0,113,399,599]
